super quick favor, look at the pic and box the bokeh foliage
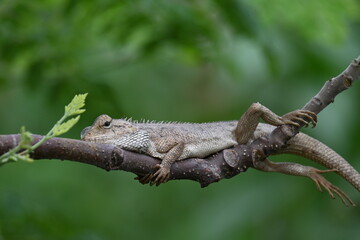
[0,0,360,239]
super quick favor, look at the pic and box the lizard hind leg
[235,103,316,144]
[254,158,355,206]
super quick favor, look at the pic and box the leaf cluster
[0,93,87,166]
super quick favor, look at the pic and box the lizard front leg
[140,141,185,186]
[253,158,355,206]
[235,102,317,144]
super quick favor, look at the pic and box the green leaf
[8,155,18,162]
[52,116,80,136]
[64,93,88,117]
[16,154,34,163]
[18,126,33,149]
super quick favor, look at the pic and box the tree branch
[0,56,359,187]
[0,134,248,187]
[249,56,360,161]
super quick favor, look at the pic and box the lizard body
[81,103,360,205]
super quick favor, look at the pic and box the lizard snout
[80,126,91,140]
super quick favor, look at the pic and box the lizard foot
[136,173,154,185]
[135,164,170,186]
[150,164,170,186]
[308,168,355,207]
[281,110,317,128]
[134,174,152,185]
[254,159,354,206]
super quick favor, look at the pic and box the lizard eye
[103,120,112,129]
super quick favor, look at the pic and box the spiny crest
[121,117,133,122]
[119,117,192,125]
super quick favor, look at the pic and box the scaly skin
[81,103,359,206]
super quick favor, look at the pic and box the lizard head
[80,114,137,143]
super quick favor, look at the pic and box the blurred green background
[1,0,360,239]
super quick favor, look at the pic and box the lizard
[81,103,360,206]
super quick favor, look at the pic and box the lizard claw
[150,164,170,186]
[282,110,317,128]
[308,168,355,207]
[135,164,171,186]
[136,173,154,184]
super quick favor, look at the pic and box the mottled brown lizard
[81,103,360,206]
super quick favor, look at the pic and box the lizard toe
[134,175,145,184]
[139,173,153,184]
[152,167,170,186]
[296,110,317,127]
[308,168,355,207]
[282,110,317,128]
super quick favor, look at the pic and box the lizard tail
[279,132,360,192]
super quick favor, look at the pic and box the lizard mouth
[81,132,115,143]
[80,126,116,143]
[80,127,91,140]
[85,136,114,143]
